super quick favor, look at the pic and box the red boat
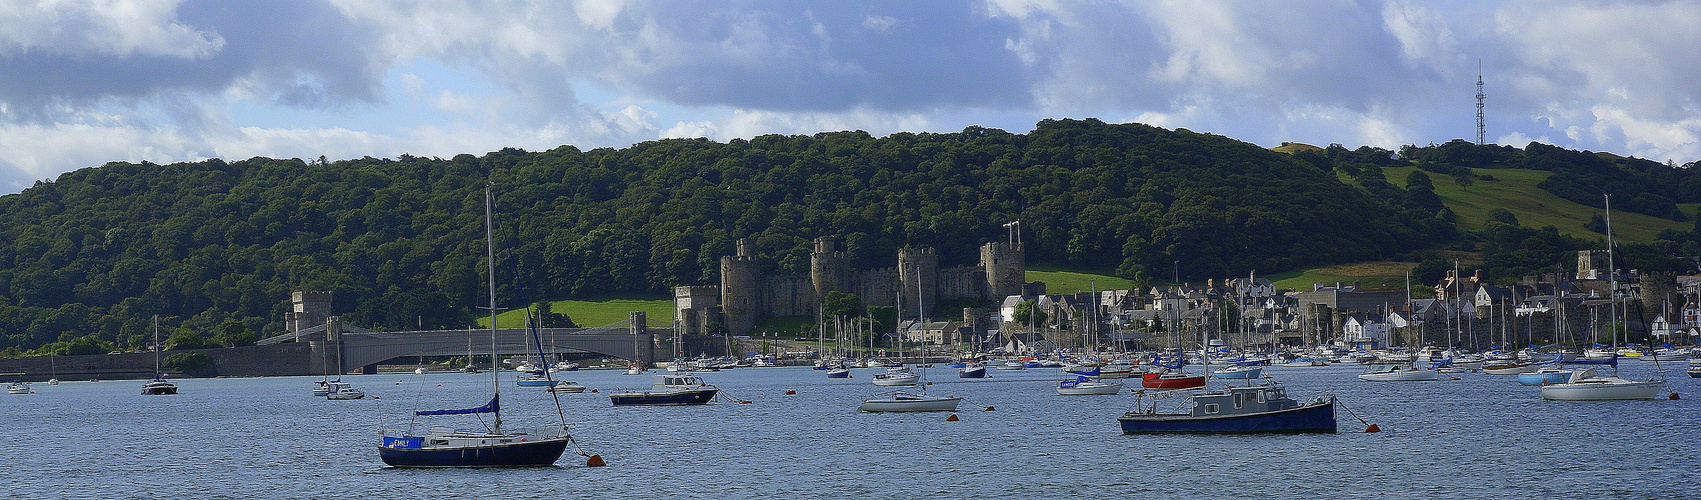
[1142,368,1206,389]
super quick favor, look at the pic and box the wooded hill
[3,118,1698,354]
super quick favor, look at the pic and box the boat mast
[152,314,161,378]
[485,184,502,433]
[1604,193,1617,376]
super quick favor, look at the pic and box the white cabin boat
[1357,363,1439,382]
[1539,368,1664,401]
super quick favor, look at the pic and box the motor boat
[1356,363,1439,382]
[325,380,367,400]
[1057,376,1122,395]
[1119,381,1336,434]
[608,374,719,406]
[958,362,988,379]
[546,381,587,393]
[871,367,920,386]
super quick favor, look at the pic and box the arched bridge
[259,320,663,373]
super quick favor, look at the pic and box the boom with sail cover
[414,395,498,416]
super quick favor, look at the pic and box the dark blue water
[5,361,1696,499]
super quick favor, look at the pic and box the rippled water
[5,361,1696,499]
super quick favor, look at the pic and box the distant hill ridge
[0,118,1695,354]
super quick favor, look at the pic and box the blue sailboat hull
[1119,398,1337,434]
[958,367,987,378]
[378,438,569,467]
[1517,372,1568,385]
[608,389,718,406]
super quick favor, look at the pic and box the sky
[1,0,1698,194]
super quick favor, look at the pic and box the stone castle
[676,234,1025,336]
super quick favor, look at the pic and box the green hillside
[4,121,1699,354]
[1376,166,1685,243]
[1026,265,1135,294]
[485,296,673,329]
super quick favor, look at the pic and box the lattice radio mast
[1475,60,1486,145]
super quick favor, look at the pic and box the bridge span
[330,327,662,373]
[261,317,670,374]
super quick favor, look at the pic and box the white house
[1341,314,1389,349]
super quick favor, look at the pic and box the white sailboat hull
[1057,381,1122,395]
[1357,369,1439,381]
[1540,378,1664,400]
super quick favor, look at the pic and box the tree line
[2,118,1697,355]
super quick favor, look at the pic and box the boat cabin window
[1203,403,1219,414]
[1272,388,1284,398]
[1257,390,1267,403]
[1233,393,1244,409]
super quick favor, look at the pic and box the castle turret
[1577,249,1609,280]
[810,236,848,312]
[721,239,761,336]
[898,247,939,320]
[286,290,332,336]
[981,241,1025,298]
[674,285,720,336]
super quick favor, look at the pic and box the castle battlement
[709,236,1024,336]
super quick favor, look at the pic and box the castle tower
[810,236,848,311]
[898,247,939,320]
[286,290,332,336]
[1577,250,1609,280]
[674,285,720,335]
[981,241,1025,298]
[721,239,762,336]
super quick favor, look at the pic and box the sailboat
[1540,195,1666,401]
[377,185,574,467]
[140,315,178,395]
[859,370,961,412]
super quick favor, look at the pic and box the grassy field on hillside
[1026,265,1135,293]
[1264,261,1418,293]
[483,295,673,329]
[1376,166,1684,243]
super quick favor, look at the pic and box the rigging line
[492,184,579,440]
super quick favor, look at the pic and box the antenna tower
[1475,60,1486,145]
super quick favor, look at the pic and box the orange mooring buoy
[1449,377,1461,381]
[784,390,796,395]
[739,400,752,404]
[1669,392,1681,400]
[946,413,960,421]
[585,454,606,467]
[1365,423,1381,433]
[590,389,598,393]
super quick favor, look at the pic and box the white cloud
[2,0,1700,195]
[661,120,718,139]
[862,15,898,33]
[0,0,224,59]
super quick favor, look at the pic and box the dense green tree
[0,119,1694,353]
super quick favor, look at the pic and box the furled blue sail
[416,394,499,416]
